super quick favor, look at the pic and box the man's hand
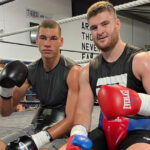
[59,144,67,150]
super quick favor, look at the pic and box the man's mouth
[98,36,107,41]
[43,49,52,53]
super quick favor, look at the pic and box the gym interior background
[0,0,150,140]
[0,0,149,63]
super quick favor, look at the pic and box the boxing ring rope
[1,0,148,106]
[0,0,149,38]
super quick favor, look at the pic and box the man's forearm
[0,97,13,116]
[47,118,73,139]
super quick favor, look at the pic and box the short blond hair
[87,1,117,20]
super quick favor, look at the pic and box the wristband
[31,131,51,149]
[0,86,13,99]
[138,93,150,116]
[70,124,88,137]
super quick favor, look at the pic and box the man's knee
[0,140,6,150]
[126,143,150,150]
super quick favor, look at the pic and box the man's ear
[116,18,121,30]
[60,37,64,47]
[36,36,39,45]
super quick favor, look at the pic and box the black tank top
[27,55,76,110]
[89,44,146,97]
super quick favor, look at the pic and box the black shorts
[31,107,65,132]
[119,130,150,150]
[89,128,150,150]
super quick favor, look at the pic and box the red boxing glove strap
[103,116,128,150]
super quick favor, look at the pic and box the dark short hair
[87,1,117,20]
[37,19,61,36]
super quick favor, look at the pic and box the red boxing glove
[66,135,82,150]
[98,85,142,120]
[66,135,92,150]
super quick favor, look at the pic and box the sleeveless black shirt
[27,55,76,110]
[89,44,146,97]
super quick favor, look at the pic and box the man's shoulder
[60,55,77,68]
[27,58,42,70]
[125,44,147,63]
[89,54,102,68]
[126,44,146,53]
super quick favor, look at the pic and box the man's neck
[102,40,126,63]
[42,54,60,72]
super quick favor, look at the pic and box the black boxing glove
[0,60,28,99]
[6,131,51,150]
[6,135,38,150]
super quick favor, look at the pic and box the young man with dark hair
[0,19,81,150]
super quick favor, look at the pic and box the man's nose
[97,25,104,35]
[44,39,52,46]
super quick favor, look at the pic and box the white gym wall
[0,0,72,62]
[61,18,100,61]
[0,0,150,62]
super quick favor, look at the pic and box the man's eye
[50,36,58,40]
[102,21,109,26]
[39,36,46,40]
[90,26,97,31]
